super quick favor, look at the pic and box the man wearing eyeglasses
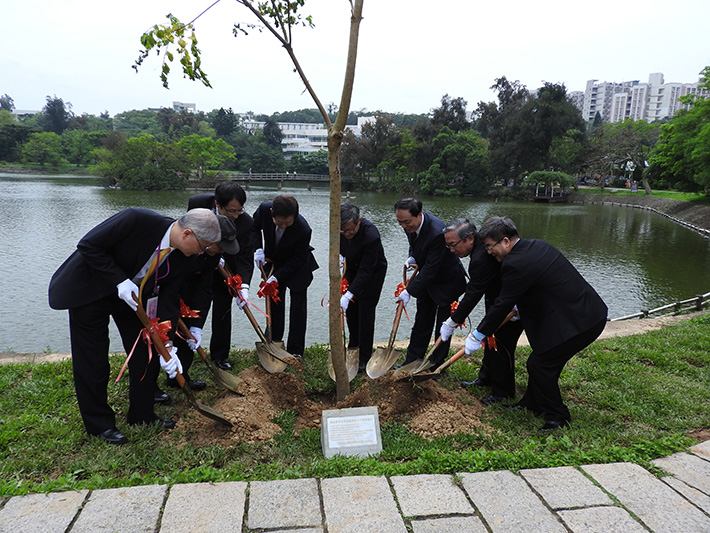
[439,218,524,405]
[48,208,221,445]
[187,181,254,371]
[394,198,466,369]
[339,202,387,372]
[467,216,607,431]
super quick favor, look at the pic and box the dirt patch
[173,366,488,446]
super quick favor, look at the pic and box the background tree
[289,150,329,174]
[136,0,365,399]
[40,95,73,135]
[0,123,31,162]
[62,130,108,166]
[431,94,470,134]
[210,107,238,137]
[176,134,236,178]
[0,94,15,112]
[21,131,66,167]
[262,117,284,148]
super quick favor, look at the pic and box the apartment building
[575,73,707,123]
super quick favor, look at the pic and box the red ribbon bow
[340,278,349,296]
[450,301,468,329]
[116,318,172,382]
[483,335,497,351]
[258,279,281,303]
[225,273,243,295]
[394,282,407,297]
[180,299,201,318]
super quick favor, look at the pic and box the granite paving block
[520,466,612,509]
[410,516,487,533]
[662,476,710,515]
[558,506,648,533]
[271,529,322,533]
[247,478,321,529]
[71,484,167,533]
[582,462,710,533]
[652,451,710,494]
[391,474,473,516]
[690,439,710,460]
[459,470,567,533]
[160,481,247,532]
[321,476,406,533]
[0,490,87,533]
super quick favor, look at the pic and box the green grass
[575,186,710,204]
[1,314,709,496]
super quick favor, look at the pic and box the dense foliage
[1,65,708,194]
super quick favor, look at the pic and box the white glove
[266,275,278,285]
[219,257,225,268]
[187,327,202,352]
[160,346,183,379]
[510,305,521,321]
[340,290,353,311]
[440,317,458,342]
[396,289,411,308]
[404,256,416,271]
[116,279,139,311]
[465,333,483,355]
[254,248,265,267]
[237,285,249,309]
[339,254,345,265]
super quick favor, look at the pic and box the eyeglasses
[484,238,503,251]
[340,219,360,235]
[191,231,212,254]
[225,207,245,217]
[445,239,463,249]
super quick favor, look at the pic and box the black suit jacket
[48,208,190,335]
[451,238,501,323]
[251,201,318,291]
[340,217,387,298]
[405,212,466,306]
[187,193,254,283]
[477,238,608,353]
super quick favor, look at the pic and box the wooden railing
[610,291,710,321]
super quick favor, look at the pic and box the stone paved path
[2,440,709,532]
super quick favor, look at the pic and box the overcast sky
[3,0,709,118]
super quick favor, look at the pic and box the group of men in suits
[49,185,607,444]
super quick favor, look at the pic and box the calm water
[2,172,709,354]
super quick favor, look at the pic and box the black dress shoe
[542,419,570,431]
[213,358,232,371]
[154,389,172,405]
[153,418,177,430]
[461,377,489,388]
[98,428,128,445]
[471,377,489,387]
[481,395,508,406]
[166,377,207,391]
[502,402,525,410]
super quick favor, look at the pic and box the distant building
[242,116,374,159]
[576,73,708,123]
[172,101,196,113]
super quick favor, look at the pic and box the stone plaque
[321,406,382,458]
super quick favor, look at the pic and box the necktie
[275,227,285,247]
[139,248,171,301]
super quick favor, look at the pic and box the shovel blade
[180,381,233,427]
[392,358,434,378]
[204,357,244,393]
[327,347,359,382]
[256,341,289,373]
[366,346,406,379]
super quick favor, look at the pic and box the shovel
[366,264,418,379]
[327,311,359,382]
[176,318,243,393]
[392,336,443,377]
[132,294,232,427]
[217,264,290,373]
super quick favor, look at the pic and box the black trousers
[479,319,524,398]
[68,295,159,435]
[269,287,308,356]
[208,270,233,362]
[519,319,607,421]
[345,286,384,365]
[404,292,452,368]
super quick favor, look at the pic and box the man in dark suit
[48,208,221,444]
[439,218,524,404]
[339,202,388,372]
[169,215,240,391]
[251,195,318,357]
[187,182,254,370]
[467,216,608,430]
[394,198,466,368]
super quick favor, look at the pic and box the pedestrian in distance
[466,216,607,431]
[48,207,221,445]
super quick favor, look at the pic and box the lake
[1,172,709,354]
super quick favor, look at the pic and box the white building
[242,116,374,158]
[578,73,708,123]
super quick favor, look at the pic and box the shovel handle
[386,264,418,349]
[433,347,466,373]
[131,293,187,389]
[176,318,210,363]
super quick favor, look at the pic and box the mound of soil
[174,366,488,447]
